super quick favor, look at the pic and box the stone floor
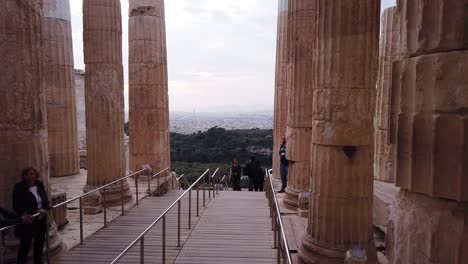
[50,169,175,251]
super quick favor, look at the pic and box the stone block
[398,0,468,58]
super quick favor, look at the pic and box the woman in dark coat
[13,167,50,264]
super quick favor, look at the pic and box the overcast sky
[70,0,397,113]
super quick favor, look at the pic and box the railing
[111,168,222,264]
[265,168,293,264]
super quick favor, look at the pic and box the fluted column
[283,0,314,213]
[298,1,380,263]
[272,0,289,179]
[388,1,468,263]
[42,0,79,177]
[0,0,49,210]
[374,7,400,183]
[129,0,170,174]
[83,0,130,210]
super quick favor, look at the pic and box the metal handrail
[265,168,293,264]
[111,168,218,264]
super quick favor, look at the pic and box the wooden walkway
[173,191,276,264]
[54,190,210,264]
[54,190,276,264]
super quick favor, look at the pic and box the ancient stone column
[298,1,380,263]
[388,1,468,262]
[0,0,49,211]
[42,0,80,177]
[0,0,63,258]
[129,0,170,174]
[282,0,314,213]
[374,7,400,183]
[83,0,130,210]
[272,0,289,179]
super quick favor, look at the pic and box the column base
[298,235,377,264]
[283,187,309,216]
[82,180,132,214]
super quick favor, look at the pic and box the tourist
[278,136,289,193]
[230,159,242,191]
[244,156,256,191]
[13,167,50,264]
[253,160,265,192]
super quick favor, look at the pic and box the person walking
[13,167,50,264]
[244,156,256,191]
[253,160,265,192]
[230,159,242,191]
[278,136,289,193]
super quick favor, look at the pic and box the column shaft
[129,0,170,173]
[273,0,289,179]
[43,0,80,177]
[299,0,380,262]
[0,0,49,208]
[83,0,129,205]
[283,0,314,211]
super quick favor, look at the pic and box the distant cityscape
[169,111,273,134]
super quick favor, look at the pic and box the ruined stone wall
[74,69,86,150]
[388,0,468,263]
[272,0,289,179]
[0,0,49,208]
[129,0,170,173]
[42,0,80,177]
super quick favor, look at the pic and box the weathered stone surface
[50,190,68,229]
[388,190,468,264]
[0,0,49,208]
[374,7,400,183]
[43,0,79,177]
[398,0,468,58]
[129,0,170,173]
[394,51,468,201]
[298,0,380,262]
[74,69,86,150]
[373,180,399,233]
[83,0,130,203]
[272,0,289,179]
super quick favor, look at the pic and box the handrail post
[196,183,199,217]
[79,197,84,244]
[46,213,50,264]
[277,221,281,264]
[208,174,211,199]
[171,171,174,190]
[147,174,151,197]
[140,236,145,264]
[103,188,107,227]
[216,173,219,195]
[162,215,166,264]
[188,189,192,229]
[177,200,181,247]
[135,174,139,205]
[203,177,206,206]
[121,180,124,215]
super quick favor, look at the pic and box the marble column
[129,0,170,174]
[272,0,289,179]
[388,1,468,262]
[298,1,380,263]
[282,0,314,214]
[374,7,400,183]
[0,0,63,258]
[83,0,130,211]
[42,0,80,177]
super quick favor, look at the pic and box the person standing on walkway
[13,167,50,264]
[278,136,289,193]
[230,158,242,191]
[244,156,256,191]
[253,160,265,192]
